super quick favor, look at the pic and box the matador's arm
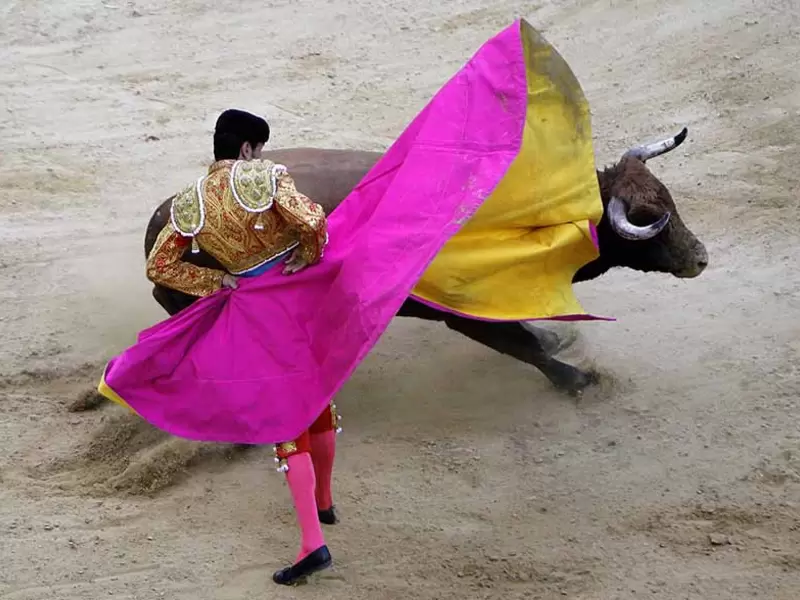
[272,170,329,265]
[145,224,225,297]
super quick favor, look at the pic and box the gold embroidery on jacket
[145,159,329,296]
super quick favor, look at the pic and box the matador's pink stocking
[284,452,326,561]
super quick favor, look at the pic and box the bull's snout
[674,242,708,278]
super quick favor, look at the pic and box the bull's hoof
[543,360,600,396]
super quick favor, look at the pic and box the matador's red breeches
[273,401,341,472]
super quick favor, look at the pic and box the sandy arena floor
[1,0,799,598]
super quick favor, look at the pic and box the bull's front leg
[445,317,598,395]
[443,316,598,396]
[397,300,597,395]
[517,322,565,356]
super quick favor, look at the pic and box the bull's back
[263,147,381,214]
[144,147,382,260]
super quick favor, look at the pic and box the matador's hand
[222,274,239,289]
[282,249,310,275]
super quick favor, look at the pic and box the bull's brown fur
[142,136,708,394]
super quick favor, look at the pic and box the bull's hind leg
[152,285,199,316]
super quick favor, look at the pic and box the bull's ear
[623,127,688,162]
[608,197,671,241]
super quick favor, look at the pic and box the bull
[143,128,707,395]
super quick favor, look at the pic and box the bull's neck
[571,167,617,283]
[573,251,613,283]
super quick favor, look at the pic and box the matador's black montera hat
[214,109,270,144]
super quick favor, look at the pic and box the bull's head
[577,128,709,283]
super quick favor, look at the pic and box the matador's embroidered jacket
[146,158,328,297]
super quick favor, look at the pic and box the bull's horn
[608,197,670,241]
[624,127,688,162]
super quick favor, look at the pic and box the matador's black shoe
[318,506,337,525]
[272,545,332,586]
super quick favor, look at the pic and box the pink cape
[99,20,538,444]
